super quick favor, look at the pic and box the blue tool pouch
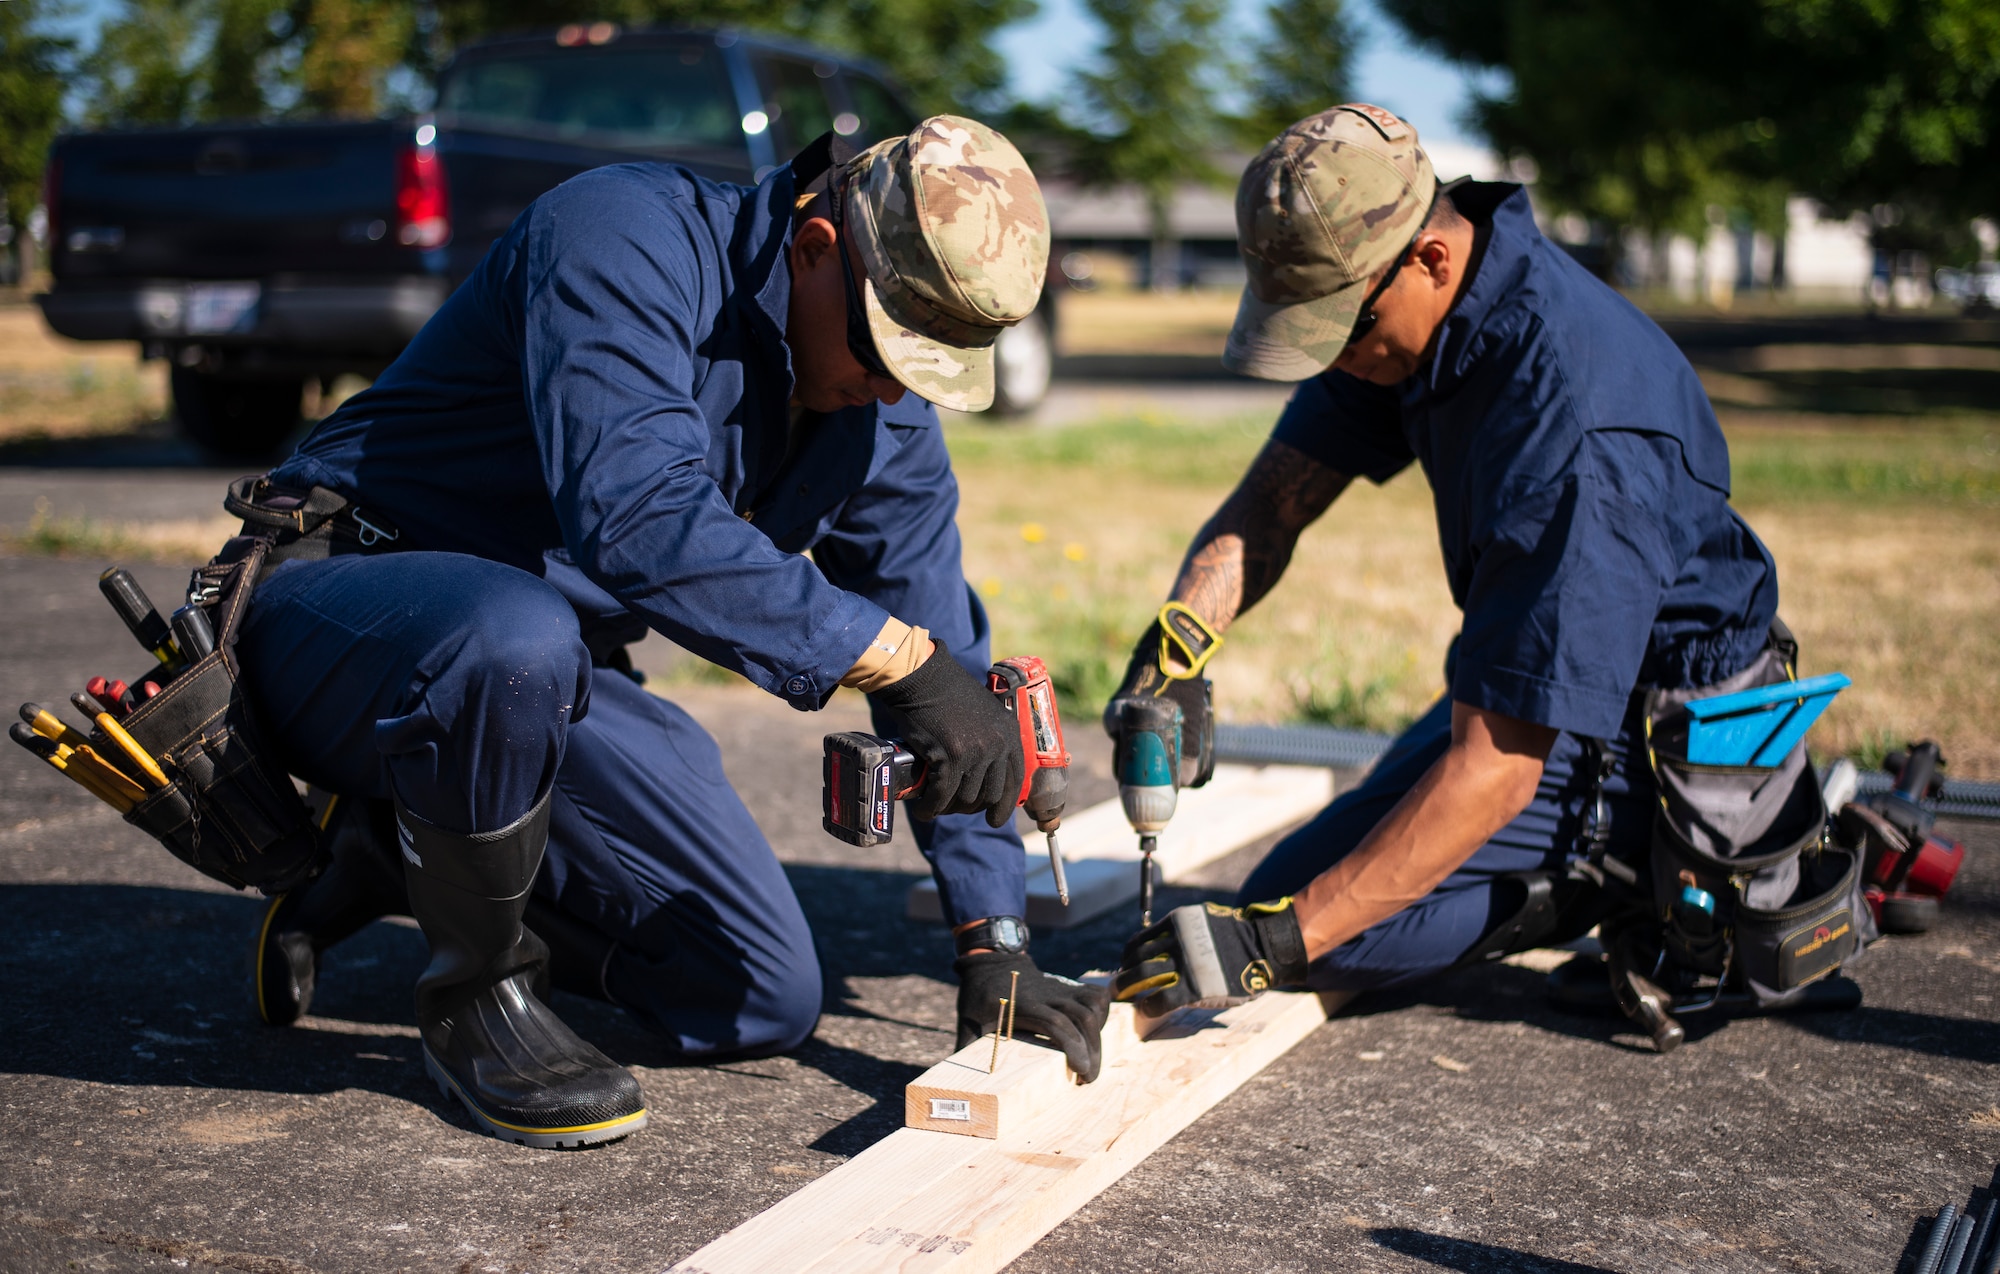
[1639,641,1870,1007]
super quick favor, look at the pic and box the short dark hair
[793,189,832,228]
[1423,187,1470,234]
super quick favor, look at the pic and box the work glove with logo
[871,642,1026,828]
[1102,603,1221,788]
[1112,899,1310,1019]
[955,951,1112,1083]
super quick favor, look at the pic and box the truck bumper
[36,277,450,349]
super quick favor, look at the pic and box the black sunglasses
[829,178,893,380]
[1341,190,1442,353]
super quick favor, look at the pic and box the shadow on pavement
[1370,1227,1620,1273]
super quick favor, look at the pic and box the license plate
[185,282,261,335]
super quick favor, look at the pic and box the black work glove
[872,643,1025,828]
[1103,615,1216,789]
[955,951,1112,1083]
[1112,899,1309,1019]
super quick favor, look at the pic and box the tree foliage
[1046,0,1230,282]
[1380,0,2000,240]
[0,0,69,236]
[1236,0,1360,150]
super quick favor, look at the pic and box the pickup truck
[37,27,1058,456]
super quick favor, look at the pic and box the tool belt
[1587,624,1870,1034]
[115,529,323,894]
[223,474,403,583]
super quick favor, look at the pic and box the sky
[994,0,1490,150]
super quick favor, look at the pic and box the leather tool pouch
[1642,644,1867,1005]
[116,531,322,895]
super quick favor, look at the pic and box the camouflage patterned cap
[1224,104,1436,381]
[842,115,1049,413]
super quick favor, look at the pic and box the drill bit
[1139,834,1158,926]
[1044,828,1069,905]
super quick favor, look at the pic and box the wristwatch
[955,915,1029,956]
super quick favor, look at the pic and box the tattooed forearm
[1169,440,1349,634]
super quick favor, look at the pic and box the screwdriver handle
[170,604,216,661]
[99,567,179,668]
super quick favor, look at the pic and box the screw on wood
[989,998,1007,1074]
[1006,971,1020,1041]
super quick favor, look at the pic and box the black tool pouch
[116,532,322,894]
[1643,646,1866,1007]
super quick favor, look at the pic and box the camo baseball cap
[841,115,1049,413]
[1224,104,1437,381]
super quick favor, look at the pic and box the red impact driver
[823,656,1074,904]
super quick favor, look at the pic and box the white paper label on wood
[928,1099,970,1121]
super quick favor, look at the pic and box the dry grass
[1055,289,1239,356]
[2,497,236,563]
[948,410,2000,779]
[0,304,167,440]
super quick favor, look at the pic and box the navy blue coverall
[1237,182,1782,991]
[242,160,1023,1056]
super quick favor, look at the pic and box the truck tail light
[395,143,449,249]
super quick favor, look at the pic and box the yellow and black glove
[1102,602,1222,789]
[1112,899,1309,1019]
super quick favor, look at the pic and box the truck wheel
[988,310,1052,418]
[170,367,305,459]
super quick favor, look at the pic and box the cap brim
[863,276,995,413]
[1221,281,1369,381]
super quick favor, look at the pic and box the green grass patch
[1727,418,2000,505]
[945,413,1270,488]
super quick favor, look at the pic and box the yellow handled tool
[9,723,137,813]
[19,702,89,752]
[68,692,168,789]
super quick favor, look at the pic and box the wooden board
[905,763,1335,929]
[666,988,1348,1274]
[903,989,1154,1139]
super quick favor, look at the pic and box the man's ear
[791,216,838,273]
[1412,232,1456,291]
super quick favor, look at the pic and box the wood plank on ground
[665,988,1349,1274]
[905,763,1335,929]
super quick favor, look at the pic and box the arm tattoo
[1171,440,1349,632]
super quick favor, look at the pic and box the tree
[1236,0,1361,151]
[293,0,415,117]
[0,0,70,276]
[1379,0,2000,252]
[1066,0,1231,289]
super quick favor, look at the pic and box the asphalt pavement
[2,466,1998,1274]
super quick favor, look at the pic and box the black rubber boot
[253,796,409,1026]
[523,894,619,1004]
[398,793,647,1149]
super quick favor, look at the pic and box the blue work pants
[239,552,824,1056]
[1237,696,1655,992]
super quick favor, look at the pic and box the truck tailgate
[52,120,427,282]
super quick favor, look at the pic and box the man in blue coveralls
[236,117,1109,1148]
[1110,105,1784,1016]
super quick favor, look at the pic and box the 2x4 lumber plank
[903,992,1153,1139]
[665,988,1348,1274]
[906,763,1335,928]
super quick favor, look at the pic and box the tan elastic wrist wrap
[841,617,932,693]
